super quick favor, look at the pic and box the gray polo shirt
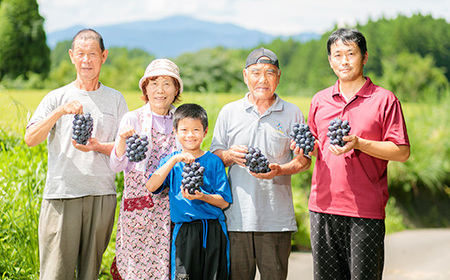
[210,93,305,232]
[27,82,128,199]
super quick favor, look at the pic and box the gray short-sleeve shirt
[27,82,128,199]
[210,93,305,232]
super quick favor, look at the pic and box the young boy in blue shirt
[146,103,232,280]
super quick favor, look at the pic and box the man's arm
[277,154,311,175]
[215,144,312,180]
[72,139,115,156]
[252,154,311,180]
[25,100,83,147]
[213,145,247,167]
[330,135,410,162]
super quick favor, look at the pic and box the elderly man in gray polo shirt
[210,47,311,280]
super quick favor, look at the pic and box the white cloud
[37,0,450,35]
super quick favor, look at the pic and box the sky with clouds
[36,0,449,35]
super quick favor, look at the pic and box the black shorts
[173,219,230,280]
[310,211,385,280]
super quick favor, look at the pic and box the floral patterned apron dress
[111,111,175,280]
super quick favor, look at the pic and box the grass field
[0,89,312,134]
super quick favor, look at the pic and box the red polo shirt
[307,78,409,219]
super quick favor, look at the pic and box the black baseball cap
[245,47,279,69]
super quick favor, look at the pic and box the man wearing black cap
[211,47,311,279]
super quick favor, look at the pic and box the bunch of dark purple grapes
[245,146,271,173]
[125,133,149,162]
[289,123,315,154]
[72,113,93,145]
[182,162,205,194]
[327,118,351,147]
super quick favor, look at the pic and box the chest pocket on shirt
[267,131,290,160]
[96,113,116,141]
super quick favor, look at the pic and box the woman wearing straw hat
[110,59,183,279]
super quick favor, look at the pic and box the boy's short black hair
[173,103,208,131]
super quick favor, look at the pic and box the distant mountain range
[46,16,320,58]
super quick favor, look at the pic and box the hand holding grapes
[125,134,149,162]
[60,100,83,116]
[173,152,196,165]
[72,112,94,149]
[180,185,204,200]
[289,123,318,157]
[250,163,280,180]
[228,145,248,167]
[72,136,100,152]
[119,125,137,140]
[290,139,319,157]
[114,125,137,158]
[329,134,359,155]
[181,161,204,196]
[245,146,280,179]
[327,118,355,155]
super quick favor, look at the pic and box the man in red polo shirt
[305,28,410,279]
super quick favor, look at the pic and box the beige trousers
[39,195,116,280]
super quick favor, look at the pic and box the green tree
[377,52,449,102]
[0,0,50,81]
[281,33,334,95]
[264,37,301,70]
[100,47,153,91]
[175,47,245,93]
[43,40,75,89]
[45,60,76,89]
[360,14,450,81]
[50,40,72,69]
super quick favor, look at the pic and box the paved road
[256,228,450,279]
